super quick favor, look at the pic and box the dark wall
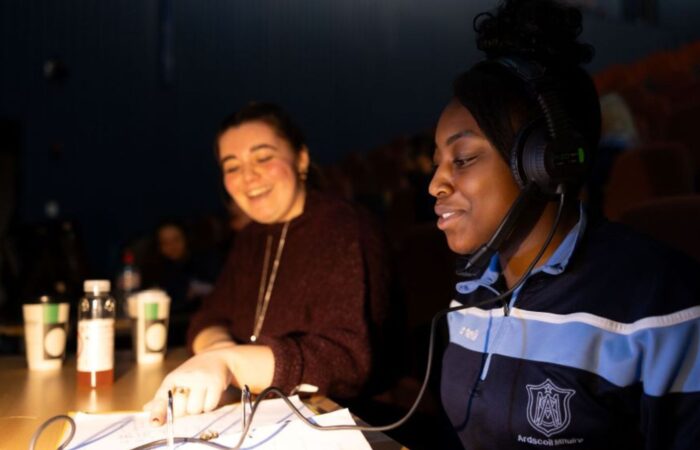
[1,0,699,276]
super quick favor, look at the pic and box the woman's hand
[144,344,235,425]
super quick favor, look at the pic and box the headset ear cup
[510,122,535,189]
[478,57,591,194]
[510,126,527,189]
[511,122,553,193]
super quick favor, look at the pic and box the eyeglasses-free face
[218,121,309,225]
[429,99,521,255]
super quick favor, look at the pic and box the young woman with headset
[30,2,700,450]
[429,1,700,449]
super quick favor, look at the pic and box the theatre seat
[618,195,700,262]
[603,142,695,220]
[347,222,463,450]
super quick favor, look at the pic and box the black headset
[457,56,590,278]
[475,56,590,196]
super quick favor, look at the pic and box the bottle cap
[83,280,111,294]
[123,249,135,265]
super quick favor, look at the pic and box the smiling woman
[217,111,309,224]
[144,102,390,425]
[431,1,700,449]
[430,99,522,257]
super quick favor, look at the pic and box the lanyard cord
[31,189,565,450]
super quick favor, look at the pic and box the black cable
[130,437,229,449]
[457,183,539,278]
[31,189,566,450]
[223,187,567,449]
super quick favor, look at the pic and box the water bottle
[116,249,141,317]
[77,280,115,387]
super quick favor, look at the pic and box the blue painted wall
[1,0,698,274]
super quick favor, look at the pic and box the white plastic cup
[127,289,171,364]
[23,300,70,371]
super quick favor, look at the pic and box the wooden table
[0,348,406,449]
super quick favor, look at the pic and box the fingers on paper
[172,387,189,418]
[186,386,206,415]
[203,387,220,413]
[147,397,167,426]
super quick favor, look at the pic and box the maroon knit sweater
[187,191,389,398]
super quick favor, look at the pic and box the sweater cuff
[258,335,304,395]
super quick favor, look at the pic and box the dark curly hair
[474,0,594,67]
[454,0,601,172]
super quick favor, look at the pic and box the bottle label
[77,319,114,372]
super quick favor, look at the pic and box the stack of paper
[62,396,371,450]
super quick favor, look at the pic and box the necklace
[250,221,290,343]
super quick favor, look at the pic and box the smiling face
[218,121,309,224]
[429,99,521,255]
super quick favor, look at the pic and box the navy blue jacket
[441,213,700,449]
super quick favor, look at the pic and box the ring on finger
[172,386,191,396]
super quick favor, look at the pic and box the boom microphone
[456,183,539,279]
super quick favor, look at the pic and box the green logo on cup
[145,303,159,320]
[43,304,59,324]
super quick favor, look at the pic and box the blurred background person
[140,219,222,345]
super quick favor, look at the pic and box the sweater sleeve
[258,211,376,399]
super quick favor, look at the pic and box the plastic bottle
[116,249,141,317]
[77,280,115,387]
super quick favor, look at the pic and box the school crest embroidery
[526,379,575,437]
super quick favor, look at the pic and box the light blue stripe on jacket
[448,303,700,396]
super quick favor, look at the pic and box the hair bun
[474,0,594,67]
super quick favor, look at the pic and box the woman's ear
[297,146,310,176]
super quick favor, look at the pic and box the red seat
[603,142,695,220]
[618,195,700,262]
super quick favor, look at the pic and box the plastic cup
[22,298,70,371]
[127,289,170,364]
